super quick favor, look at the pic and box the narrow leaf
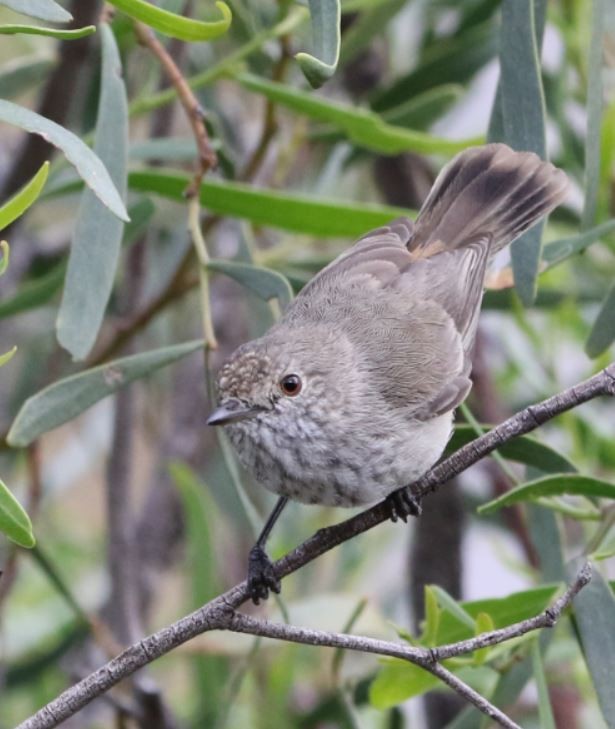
[0,239,8,275]
[57,24,128,361]
[0,478,35,548]
[0,200,153,321]
[0,101,128,221]
[207,260,293,309]
[369,660,438,708]
[0,262,63,320]
[130,137,199,162]
[0,25,95,39]
[0,0,71,23]
[585,282,615,358]
[431,585,475,630]
[340,0,406,65]
[573,563,615,728]
[7,340,203,447]
[106,0,231,42]
[581,0,605,229]
[296,0,341,88]
[371,21,497,111]
[531,639,556,729]
[238,73,480,156]
[383,84,463,130]
[473,612,495,665]
[129,6,307,116]
[129,170,407,237]
[446,424,576,474]
[0,161,49,230]
[478,475,615,516]
[542,219,615,269]
[498,0,547,304]
[420,586,442,647]
[0,346,17,367]
[0,56,54,99]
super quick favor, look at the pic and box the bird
[207,143,569,603]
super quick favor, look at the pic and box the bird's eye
[279,374,302,397]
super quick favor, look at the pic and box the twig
[133,20,218,349]
[239,35,291,181]
[15,560,591,729]
[14,363,614,729]
[133,22,217,197]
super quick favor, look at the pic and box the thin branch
[14,364,614,729]
[133,22,216,197]
[133,20,218,348]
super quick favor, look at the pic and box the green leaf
[237,73,480,156]
[296,0,340,88]
[497,0,548,305]
[430,585,476,630]
[0,200,153,321]
[573,564,615,728]
[0,262,65,319]
[0,346,17,367]
[371,583,560,708]
[527,504,566,583]
[0,0,71,23]
[420,586,442,647]
[129,170,407,237]
[170,462,227,721]
[340,0,406,65]
[369,660,438,708]
[7,340,203,447]
[0,239,8,275]
[207,260,293,309]
[170,462,220,602]
[478,475,615,516]
[586,283,615,358]
[439,585,558,644]
[446,424,576,474]
[581,0,606,229]
[0,161,49,231]
[531,639,556,729]
[473,612,495,665]
[383,84,464,131]
[129,6,307,116]
[56,24,128,361]
[0,478,35,548]
[0,24,96,39]
[371,21,498,111]
[107,0,231,42]
[542,219,615,269]
[0,56,54,99]
[130,137,199,162]
[0,101,128,221]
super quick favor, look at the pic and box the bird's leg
[248,496,288,604]
[385,486,422,523]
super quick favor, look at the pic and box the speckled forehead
[217,350,273,397]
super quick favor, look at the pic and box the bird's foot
[386,487,422,523]
[247,545,280,605]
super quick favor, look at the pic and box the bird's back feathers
[286,144,568,419]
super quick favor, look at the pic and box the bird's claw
[248,545,280,604]
[386,487,422,523]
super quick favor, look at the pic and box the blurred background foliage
[1,0,615,727]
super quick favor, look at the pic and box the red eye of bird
[279,374,302,396]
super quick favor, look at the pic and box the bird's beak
[207,400,262,426]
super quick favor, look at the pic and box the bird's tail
[408,143,569,257]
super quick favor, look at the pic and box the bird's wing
[296,217,415,298]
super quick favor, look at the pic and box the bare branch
[133,21,217,197]
[14,363,614,729]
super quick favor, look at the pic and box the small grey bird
[208,143,569,602]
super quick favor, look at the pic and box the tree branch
[15,365,614,729]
